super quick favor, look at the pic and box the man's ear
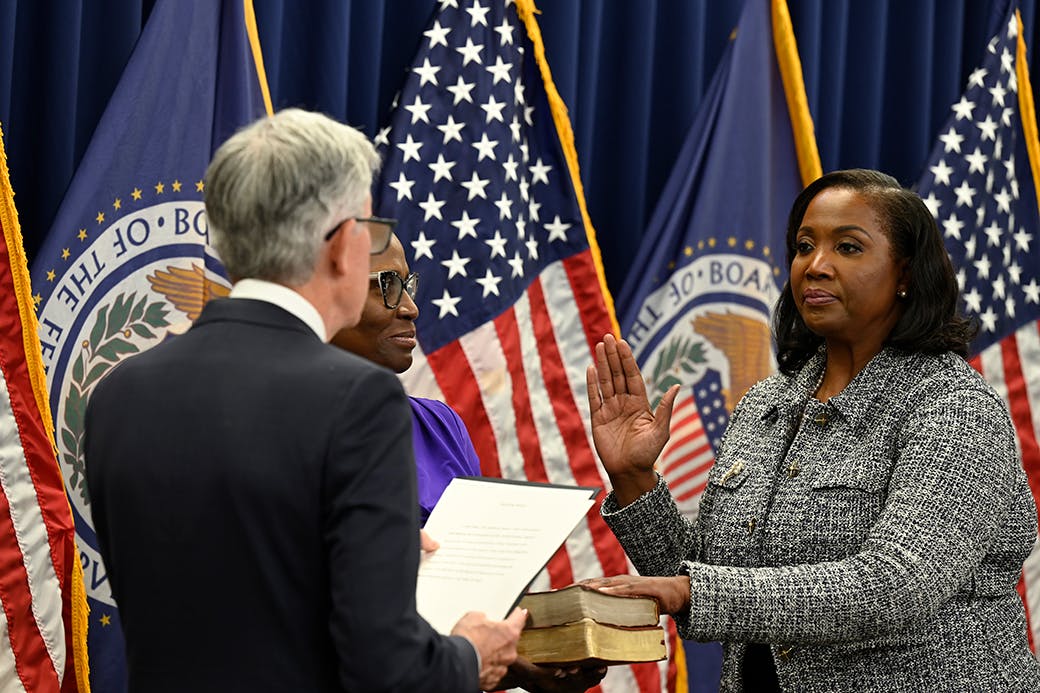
[324,218,356,276]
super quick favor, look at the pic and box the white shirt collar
[229,278,327,342]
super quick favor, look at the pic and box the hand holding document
[419,529,439,553]
[416,477,598,634]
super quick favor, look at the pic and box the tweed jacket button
[813,411,829,426]
[778,646,795,660]
[746,518,756,535]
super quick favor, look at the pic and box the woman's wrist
[609,469,659,507]
[670,574,692,614]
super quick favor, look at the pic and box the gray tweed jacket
[603,348,1040,692]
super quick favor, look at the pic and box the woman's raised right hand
[586,334,678,506]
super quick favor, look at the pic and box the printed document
[416,476,598,634]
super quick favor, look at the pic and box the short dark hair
[774,168,977,375]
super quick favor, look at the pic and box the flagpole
[771,0,821,187]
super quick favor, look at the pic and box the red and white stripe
[404,250,671,692]
[969,318,1040,650]
[0,228,79,689]
[657,392,715,518]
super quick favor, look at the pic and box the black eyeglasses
[324,216,397,255]
[370,270,419,310]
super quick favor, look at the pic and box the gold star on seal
[132,188,142,201]
[100,614,112,627]
[155,182,165,194]
[172,180,182,192]
[61,248,70,260]
[95,211,105,224]
[46,270,55,282]
[32,294,42,307]
[113,198,122,210]
[78,229,88,241]
[195,180,204,192]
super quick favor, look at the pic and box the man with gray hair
[84,109,524,692]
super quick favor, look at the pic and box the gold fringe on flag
[0,122,91,692]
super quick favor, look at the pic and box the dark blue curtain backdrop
[1,0,1037,296]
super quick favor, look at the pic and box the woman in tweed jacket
[585,169,1040,691]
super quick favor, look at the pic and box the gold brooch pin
[720,459,745,484]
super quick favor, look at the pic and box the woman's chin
[383,351,413,374]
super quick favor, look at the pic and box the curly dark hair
[774,169,977,375]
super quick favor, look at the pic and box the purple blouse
[409,396,482,526]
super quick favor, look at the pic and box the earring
[897,288,908,299]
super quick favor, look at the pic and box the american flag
[373,0,679,690]
[916,1,1040,649]
[656,371,728,508]
[0,124,87,691]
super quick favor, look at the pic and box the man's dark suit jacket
[84,298,478,692]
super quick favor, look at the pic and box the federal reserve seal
[627,249,781,516]
[34,198,228,605]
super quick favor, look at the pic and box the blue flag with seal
[28,1,271,689]
[615,0,820,688]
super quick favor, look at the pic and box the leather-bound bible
[516,586,666,665]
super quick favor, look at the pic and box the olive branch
[60,292,170,505]
[647,336,706,408]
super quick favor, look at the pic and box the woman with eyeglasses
[331,234,608,693]
[331,233,479,526]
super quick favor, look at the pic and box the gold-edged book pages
[516,586,665,665]
[517,617,667,666]
[518,584,660,628]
